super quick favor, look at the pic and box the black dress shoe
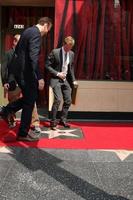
[50,121,57,130]
[17,133,40,142]
[0,106,9,123]
[28,129,41,138]
[0,106,6,117]
[58,121,70,128]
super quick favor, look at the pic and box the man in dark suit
[1,34,42,132]
[46,36,78,130]
[0,17,52,141]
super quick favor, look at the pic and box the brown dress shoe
[8,121,16,129]
[8,113,16,128]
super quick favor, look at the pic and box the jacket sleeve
[29,32,42,80]
[45,50,59,77]
[1,52,9,85]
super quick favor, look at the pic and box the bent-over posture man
[1,34,41,132]
[0,17,52,141]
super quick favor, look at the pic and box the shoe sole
[51,127,57,130]
[16,137,40,142]
[58,125,70,128]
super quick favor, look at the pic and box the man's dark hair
[38,17,52,26]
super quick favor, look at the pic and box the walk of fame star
[0,147,132,161]
[41,128,83,139]
[101,150,133,161]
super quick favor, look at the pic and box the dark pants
[51,80,72,122]
[5,79,38,137]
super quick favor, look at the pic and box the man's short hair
[38,17,52,27]
[64,36,75,46]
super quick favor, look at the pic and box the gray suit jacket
[45,48,76,88]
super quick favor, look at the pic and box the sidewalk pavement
[0,109,133,200]
[0,146,132,200]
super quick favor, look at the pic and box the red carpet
[0,120,133,149]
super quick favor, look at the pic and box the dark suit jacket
[8,25,42,87]
[1,48,15,85]
[45,48,76,88]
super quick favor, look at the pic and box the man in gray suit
[46,36,78,130]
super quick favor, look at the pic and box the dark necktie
[65,52,67,62]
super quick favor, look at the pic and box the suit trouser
[51,80,72,122]
[5,80,38,136]
[5,86,40,127]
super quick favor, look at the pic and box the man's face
[64,43,73,52]
[42,23,52,36]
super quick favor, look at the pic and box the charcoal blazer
[8,25,42,87]
[45,48,76,88]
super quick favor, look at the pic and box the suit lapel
[59,48,63,66]
[69,52,73,64]
[58,48,62,72]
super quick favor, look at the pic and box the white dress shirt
[62,47,70,75]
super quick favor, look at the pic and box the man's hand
[38,79,45,90]
[57,72,66,80]
[4,83,10,90]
